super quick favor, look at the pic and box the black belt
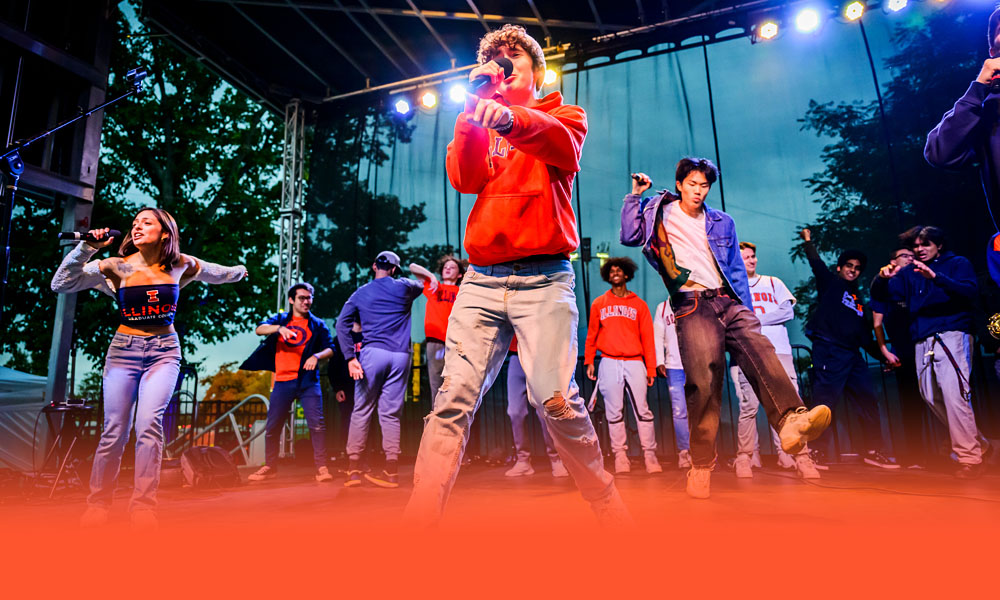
[673,287,730,299]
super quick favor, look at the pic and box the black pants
[808,341,885,455]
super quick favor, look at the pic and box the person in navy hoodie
[241,282,335,484]
[799,228,899,470]
[621,158,831,499]
[872,226,992,478]
[925,7,1000,285]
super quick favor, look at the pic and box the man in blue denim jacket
[620,157,831,499]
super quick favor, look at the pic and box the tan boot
[686,467,711,499]
[779,407,832,454]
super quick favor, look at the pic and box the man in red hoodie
[404,24,626,527]
[584,257,661,475]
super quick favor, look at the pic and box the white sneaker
[80,505,109,528]
[550,458,570,478]
[614,452,631,474]
[794,454,821,479]
[247,465,276,482]
[590,485,634,528]
[504,459,535,477]
[644,451,662,474]
[130,509,159,532]
[677,449,692,469]
[776,453,796,470]
[734,455,753,478]
[315,466,334,482]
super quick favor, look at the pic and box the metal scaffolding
[276,99,305,310]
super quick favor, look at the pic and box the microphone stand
[0,67,147,334]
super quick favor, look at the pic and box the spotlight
[886,0,907,12]
[844,1,864,21]
[544,68,558,86]
[421,91,437,109]
[448,84,466,104]
[759,20,779,40]
[394,98,411,115]
[795,8,821,33]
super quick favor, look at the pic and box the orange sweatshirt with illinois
[446,91,586,265]
[584,290,656,378]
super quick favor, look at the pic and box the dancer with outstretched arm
[51,208,246,529]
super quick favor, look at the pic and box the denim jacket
[239,311,334,383]
[620,191,752,307]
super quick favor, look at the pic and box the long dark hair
[118,207,181,269]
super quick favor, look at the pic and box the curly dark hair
[600,257,638,283]
[436,254,467,279]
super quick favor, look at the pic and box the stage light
[421,91,437,109]
[448,84,465,104]
[394,98,411,115]
[795,8,821,33]
[886,0,907,12]
[844,1,865,21]
[544,68,558,86]
[759,20,779,40]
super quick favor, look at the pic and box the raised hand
[85,228,117,250]
[631,172,652,195]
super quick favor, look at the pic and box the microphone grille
[495,57,514,78]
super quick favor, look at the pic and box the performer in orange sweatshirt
[584,257,660,474]
[404,24,626,527]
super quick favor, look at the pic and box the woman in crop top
[51,207,246,529]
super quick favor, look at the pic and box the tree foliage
[792,5,999,319]
[4,2,281,374]
[302,104,455,319]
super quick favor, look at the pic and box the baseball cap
[375,250,401,268]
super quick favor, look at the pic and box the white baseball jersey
[748,274,796,355]
[653,300,683,370]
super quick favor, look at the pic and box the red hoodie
[446,91,586,265]
[584,290,656,378]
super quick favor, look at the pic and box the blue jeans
[506,354,558,461]
[89,333,181,511]
[265,379,326,468]
[405,259,614,523]
[665,368,690,452]
[347,346,411,462]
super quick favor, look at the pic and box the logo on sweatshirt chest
[490,137,515,159]
[841,291,863,316]
[600,305,637,321]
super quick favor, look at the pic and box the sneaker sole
[863,458,901,469]
[343,479,361,487]
[780,406,832,454]
[504,470,535,477]
[247,476,276,482]
[363,474,399,488]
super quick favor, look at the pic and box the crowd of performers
[51,17,1000,528]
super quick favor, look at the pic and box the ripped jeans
[405,258,615,522]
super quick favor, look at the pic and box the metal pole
[859,19,904,230]
[701,38,725,211]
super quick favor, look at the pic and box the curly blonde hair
[476,24,546,90]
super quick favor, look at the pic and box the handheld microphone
[468,58,514,92]
[58,230,121,242]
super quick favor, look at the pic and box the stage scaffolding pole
[276,99,306,311]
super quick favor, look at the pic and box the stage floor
[3,457,998,530]
[2,459,998,596]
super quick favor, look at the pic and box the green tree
[302,104,455,318]
[3,1,281,373]
[792,4,998,320]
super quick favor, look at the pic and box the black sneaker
[864,450,901,470]
[364,470,399,488]
[955,462,986,479]
[343,459,363,488]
